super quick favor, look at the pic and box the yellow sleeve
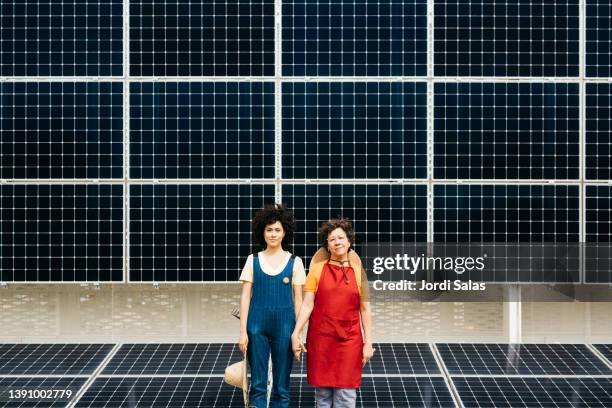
[304,261,324,292]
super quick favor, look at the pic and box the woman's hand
[291,332,307,361]
[238,331,248,356]
[362,342,375,367]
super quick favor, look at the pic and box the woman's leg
[269,312,294,408]
[314,387,334,408]
[247,329,270,408]
[332,388,357,408]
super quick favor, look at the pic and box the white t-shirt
[239,252,306,285]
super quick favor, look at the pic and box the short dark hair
[318,217,355,249]
[252,203,296,249]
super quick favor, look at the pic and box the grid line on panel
[433,82,580,180]
[129,0,275,76]
[281,82,427,179]
[282,184,428,265]
[282,1,428,77]
[129,184,274,282]
[0,1,123,76]
[0,184,123,282]
[129,82,275,180]
[433,0,580,77]
[433,184,581,243]
[586,1,612,77]
[0,82,123,180]
[585,83,612,180]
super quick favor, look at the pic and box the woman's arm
[360,301,375,367]
[290,291,315,361]
[238,281,252,356]
[293,285,303,319]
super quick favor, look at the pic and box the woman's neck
[329,253,349,263]
[262,246,284,257]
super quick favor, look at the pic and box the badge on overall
[282,277,290,285]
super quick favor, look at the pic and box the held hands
[238,331,248,356]
[362,342,375,367]
[291,332,307,361]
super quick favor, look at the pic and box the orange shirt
[305,257,370,301]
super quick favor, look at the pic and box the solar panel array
[0,342,610,407]
[0,1,611,282]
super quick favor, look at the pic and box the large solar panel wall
[0,1,611,283]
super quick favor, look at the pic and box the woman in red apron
[291,218,374,407]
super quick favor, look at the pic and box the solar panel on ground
[437,343,612,376]
[101,344,242,375]
[0,344,113,376]
[74,377,245,408]
[593,344,612,366]
[453,377,612,408]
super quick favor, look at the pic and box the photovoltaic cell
[74,377,245,408]
[0,377,87,408]
[282,0,427,76]
[437,343,612,376]
[129,82,275,179]
[282,184,428,264]
[282,82,427,179]
[453,377,612,408]
[0,82,123,179]
[129,1,274,76]
[433,185,580,242]
[0,344,113,375]
[586,1,612,77]
[585,83,612,180]
[102,344,242,375]
[0,1,122,76]
[585,186,612,283]
[0,184,123,282]
[434,1,580,77]
[129,184,274,282]
[434,83,580,180]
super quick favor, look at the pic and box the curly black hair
[252,203,296,249]
[318,217,355,250]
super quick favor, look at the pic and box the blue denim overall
[247,254,295,408]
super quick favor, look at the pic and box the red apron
[307,261,363,388]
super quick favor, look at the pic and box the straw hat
[224,358,249,405]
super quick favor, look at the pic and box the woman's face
[264,221,285,249]
[327,227,350,258]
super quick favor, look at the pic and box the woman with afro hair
[238,203,305,408]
